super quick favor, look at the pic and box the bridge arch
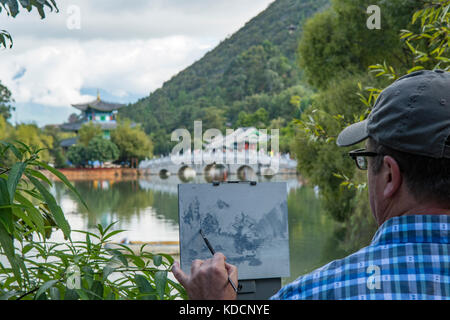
[260,166,275,177]
[204,163,228,183]
[237,165,255,181]
[178,165,196,182]
[159,169,170,179]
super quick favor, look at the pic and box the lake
[51,174,350,286]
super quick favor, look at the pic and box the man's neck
[379,201,450,225]
[400,207,450,216]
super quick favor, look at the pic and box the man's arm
[172,252,238,300]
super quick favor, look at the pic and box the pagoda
[60,91,126,148]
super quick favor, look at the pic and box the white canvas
[178,182,290,280]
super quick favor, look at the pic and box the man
[172,70,450,300]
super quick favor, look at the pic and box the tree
[1,0,59,48]
[0,115,12,141]
[235,108,269,128]
[297,0,422,90]
[222,41,296,100]
[150,129,172,156]
[42,125,75,168]
[293,0,449,250]
[111,120,153,165]
[67,144,88,168]
[196,107,226,130]
[68,113,80,123]
[86,136,119,163]
[294,73,374,222]
[78,122,102,146]
[0,81,14,120]
[11,124,53,162]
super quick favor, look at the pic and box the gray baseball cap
[337,69,450,158]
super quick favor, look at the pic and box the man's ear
[382,155,402,198]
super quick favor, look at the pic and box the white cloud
[3,0,274,40]
[0,36,213,107]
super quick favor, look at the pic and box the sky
[0,0,274,126]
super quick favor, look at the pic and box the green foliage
[0,116,13,141]
[222,41,297,101]
[86,137,119,163]
[0,83,76,168]
[0,0,58,18]
[10,124,54,163]
[401,0,450,71]
[0,223,185,300]
[78,122,102,147]
[293,0,449,230]
[42,125,73,168]
[111,120,153,163]
[195,107,226,131]
[369,0,450,83]
[150,129,173,156]
[235,108,269,128]
[0,141,185,300]
[66,144,88,168]
[273,119,298,154]
[0,0,59,48]
[0,81,14,120]
[292,75,371,221]
[67,137,120,167]
[298,0,423,89]
[0,141,77,284]
[0,122,67,168]
[0,29,12,49]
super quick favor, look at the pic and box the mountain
[119,0,329,154]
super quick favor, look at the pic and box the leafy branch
[0,0,59,49]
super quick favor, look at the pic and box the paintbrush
[199,229,238,293]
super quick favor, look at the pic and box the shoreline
[43,167,150,181]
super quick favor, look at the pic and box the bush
[67,137,120,167]
[67,144,88,167]
[86,136,119,163]
[0,141,186,300]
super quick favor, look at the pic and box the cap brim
[336,120,369,147]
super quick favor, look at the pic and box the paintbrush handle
[228,276,238,293]
[203,236,216,255]
[199,229,238,293]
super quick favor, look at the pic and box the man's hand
[172,252,238,300]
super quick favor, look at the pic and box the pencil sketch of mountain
[178,182,290,280]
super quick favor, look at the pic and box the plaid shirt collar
[370,214,449,246]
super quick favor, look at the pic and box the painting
[178,182,290,280]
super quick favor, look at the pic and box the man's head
[337,70,450,225]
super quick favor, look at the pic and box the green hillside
[120,0,330,154]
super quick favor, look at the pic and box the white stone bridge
[139,151,297,181]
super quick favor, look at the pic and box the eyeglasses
[348,148,380,170]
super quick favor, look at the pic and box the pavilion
[60,92,127,149]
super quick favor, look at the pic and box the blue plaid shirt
[271,214,450,300]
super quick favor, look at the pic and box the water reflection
[52,174,349,285]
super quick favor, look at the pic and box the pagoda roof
[60,137,78,148]
[72,98,126,112]
[60,120,85,131]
